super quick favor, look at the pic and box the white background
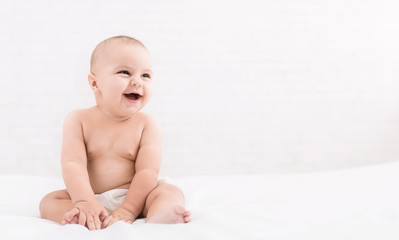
[0,0,399,177]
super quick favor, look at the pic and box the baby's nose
[130,78,142,87]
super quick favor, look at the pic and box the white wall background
[1,0,399,177]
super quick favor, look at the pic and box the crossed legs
[39,181,191,227]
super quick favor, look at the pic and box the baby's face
[90,43,153,118]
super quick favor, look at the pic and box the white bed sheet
[0,162,399,240]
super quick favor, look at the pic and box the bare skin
[39,37,191,230]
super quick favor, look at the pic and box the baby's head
[88,36,153,119]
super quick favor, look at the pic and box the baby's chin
[121,99,148,115]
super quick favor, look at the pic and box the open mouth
[124,93,142,101]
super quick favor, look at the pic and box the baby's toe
[174,206,186,215]
[184,216,191,223]
[71,216,79,224]
[63,212,72,222]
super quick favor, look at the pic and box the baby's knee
[39,194,50,218]
[39,192,55,217]
[39,190,69,217]
[158,183,185,199]
[40,190,63,204]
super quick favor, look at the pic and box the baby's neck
[94,105,135,123]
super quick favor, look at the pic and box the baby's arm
[61,111,108,230]
[103,115,161,227]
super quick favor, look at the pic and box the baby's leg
[39,189,78,224]
[143,181,191,224]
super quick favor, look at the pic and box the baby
[39,36,191,230]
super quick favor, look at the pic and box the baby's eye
[118,70,130,76]
[142,73,151,79]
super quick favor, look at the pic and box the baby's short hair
[90,35,146,73]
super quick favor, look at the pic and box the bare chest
[83,121,143,161]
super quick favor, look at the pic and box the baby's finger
[103,216,113,228]
[63,207,78,223]
[86,215,96,231]
[99,209,109,222]
[107,217,119,228]
[101,216,112,229]
[78,211,86,226]
[94,216,101,230]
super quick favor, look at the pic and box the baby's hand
[101,207,136,229]
[63,200,108,231]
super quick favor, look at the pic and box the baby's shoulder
[63,107,93,124]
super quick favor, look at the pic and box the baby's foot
[61,207,80,225]
[147,205,191,224]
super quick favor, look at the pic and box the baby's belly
[87,157,135,194]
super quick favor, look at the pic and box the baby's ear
[88,73,98,89]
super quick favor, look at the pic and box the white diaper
[95,174,173,214]
[95,188,129,215]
